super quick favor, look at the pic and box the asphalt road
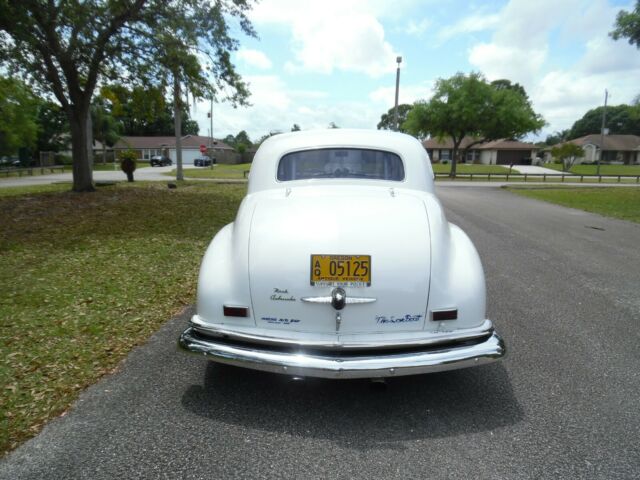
[2,186,639,479]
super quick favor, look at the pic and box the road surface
[1,186,639,479]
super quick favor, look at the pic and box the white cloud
[469,43,547,84]
[236,48,272,70]
[191,75,381,140]
[369,81,434,106]
[404,18,431,37]
[437,12,500,42]
[249,0,401,77]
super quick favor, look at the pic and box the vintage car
[179,129,505,379]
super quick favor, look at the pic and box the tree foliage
[291,124,301,132]
[377,104,412,132]
[544,129,570,146]
[404,72,545,177]
[0,77,39,156]
[99,84,199,136]
[550,143,584,172]
[223,130,253,152]
[610,1,640,48]
[36,101,69,154]
[569,104,640,138]
[0,0,255,191]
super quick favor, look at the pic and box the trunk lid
[248,186,430,334]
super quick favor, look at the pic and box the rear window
[277,148,404,181]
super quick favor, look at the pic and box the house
[111,135,242,164]
[423,137,537,165]
[543,134,640,165]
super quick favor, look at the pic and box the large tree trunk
[69,107,95,192]
[174,75,184,181]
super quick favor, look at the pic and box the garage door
[168,149,200,165]
[496,150,530,165]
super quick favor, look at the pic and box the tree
[404,72,545,177]
[550,143,584,172]
[544,129,570,146]
[490,79,529,101]
[328,122,339,129]
[35,101,69,155]
[377,104,412,132]
[91,99,121,164]
[291,124,301,132]
[101,84,201,136]
[569,104,640,138]
[610,1,640,48]
[0,1,255,191]
[0,77,39,157]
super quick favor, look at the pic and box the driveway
[1,187,639,479]
[511,164,565,174]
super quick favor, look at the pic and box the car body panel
[181,129,504,378]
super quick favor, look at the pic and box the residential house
[543,134,640,165]
[111,135,243,164]
[423,137,537,165]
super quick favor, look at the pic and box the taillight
[223,305,249,317]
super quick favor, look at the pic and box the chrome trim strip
[178,327,506,379]
[301,296,377,305]
[189,316,494,351]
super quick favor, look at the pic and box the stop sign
[199,144,207,153]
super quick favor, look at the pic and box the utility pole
[393,56,402,131]
[173,73,184,181]
[209,97,213,149]
[598,89,608,176]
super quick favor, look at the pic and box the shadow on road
[181,361,522,449]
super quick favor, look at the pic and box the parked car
[179,129,505,379]
[0,156,21,168]
[150,155,172,167]
[194,156,215,167]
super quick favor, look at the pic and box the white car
[179,129,505,378]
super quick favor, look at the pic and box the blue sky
[191,0,640,142]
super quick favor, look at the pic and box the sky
[190,0,640,143]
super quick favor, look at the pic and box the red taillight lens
[223,305,249,317]
[432,309,457,321]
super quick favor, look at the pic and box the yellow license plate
[310,254,371,287]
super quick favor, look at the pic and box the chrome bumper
[178,322,506,379]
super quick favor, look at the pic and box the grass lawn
[92,161,151,171]
[0,181,246,454]
[167,163,252,179]
[543,163,640,176]
[432,164,512,174]
[507,186,640,223]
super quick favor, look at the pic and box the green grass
[0,182,246,454]
[507,186,640,223]
[0,184,72,198]
[92,161,151,171]
[543,163,640,175]
[167,163,252,179]
[432,164,512,174]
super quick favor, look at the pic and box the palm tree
[92,99,122,165]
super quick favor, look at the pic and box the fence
[435,172,640,183]
[0,165,66,177]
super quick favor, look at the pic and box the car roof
[248,129,434,194]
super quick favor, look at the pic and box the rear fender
[425,195,486,331]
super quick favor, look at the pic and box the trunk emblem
[331,287,346,310]
[301,291,376,308]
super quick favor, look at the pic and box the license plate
[310,254,371,287]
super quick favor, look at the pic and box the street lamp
[598,89,608,176]
[393,56,402,131]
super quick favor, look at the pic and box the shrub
[119,150,137,182]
